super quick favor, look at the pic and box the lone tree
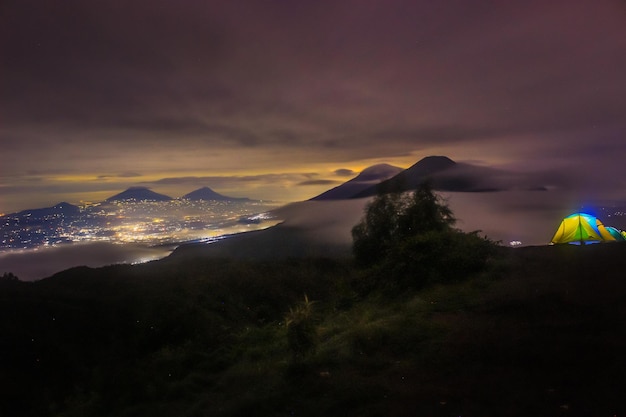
[352,182,495,291]
[351,182,455,267]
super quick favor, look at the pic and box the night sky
[2,0,626,213]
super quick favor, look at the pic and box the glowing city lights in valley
[1,200,282,251]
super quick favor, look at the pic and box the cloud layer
[2,0,626,211]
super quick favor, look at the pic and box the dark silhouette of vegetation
[352,182,496,293]
[0,272,19,282]
[352,182,456,267]
[3,214,626,416]
[285,294,318,361]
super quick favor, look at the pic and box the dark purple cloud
[1,0,626,212]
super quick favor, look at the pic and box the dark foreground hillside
[2,243,626,416]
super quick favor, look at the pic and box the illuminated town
[0,199,282,251]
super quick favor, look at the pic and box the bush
[384,229,496,290]
[285,295,318,360]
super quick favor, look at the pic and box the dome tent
[605,226,626,241]
[550,213,616,245]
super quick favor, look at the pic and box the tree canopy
[351,182,495,291]
[351,182,455,267]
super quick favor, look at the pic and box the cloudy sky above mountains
[2,0,626,212]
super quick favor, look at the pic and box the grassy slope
[2,243,626,416]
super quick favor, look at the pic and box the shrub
[0,272,19,282]
[384,229,496,291]
[285,295,318,360]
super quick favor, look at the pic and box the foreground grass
[2,244,626,416]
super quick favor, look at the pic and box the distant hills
[106,187,173,202]
[181,186,251,202]
[14,202,81,218]
[1,186,255,219]
[104,186,251,203]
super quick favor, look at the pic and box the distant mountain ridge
[106,187,173,202]
[12,202,81,218]
[310,155,532,201]
[310,164,403,201]
[4,185,254,216]
[181,187,251,202]
[352,155,516,198]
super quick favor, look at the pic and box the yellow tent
[550,213,616,245]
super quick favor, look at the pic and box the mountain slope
[4,242,626,416]
[352,156,457,197]
[12,202,81,218]
[0,202,80,220]
[181,186,250,201]
[310,164,403,200]
[105,187,173,202]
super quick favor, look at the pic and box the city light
[0,200,282,251]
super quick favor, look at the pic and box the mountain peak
[106,187,173,202]
[182,187,250,202]
[412,155,456,168]
[398,155,457,181]
[352,156,458,198]
[53,202,75,209]
[355,164,404,182]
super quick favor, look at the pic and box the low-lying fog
[273,190,626,249]
[0,242,173,281]
[3,190,625,281]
